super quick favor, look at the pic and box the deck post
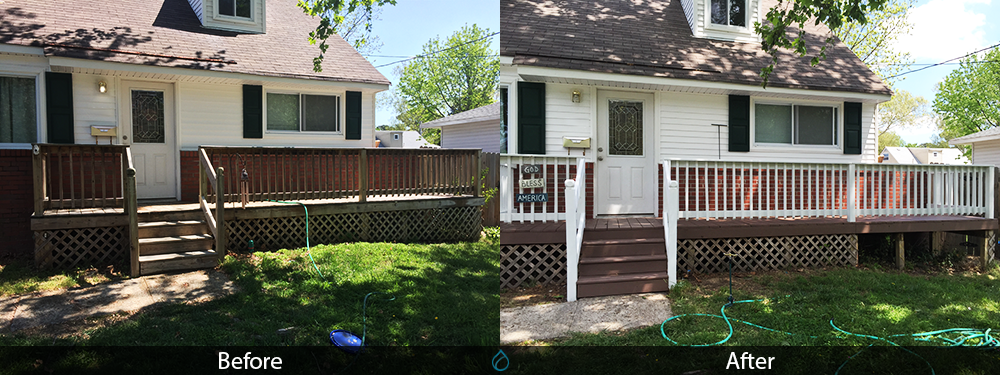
[359,149,368,203]
[125,168,139,278]
[32,146,45,216]
[847,163,856,222]
[475,151,482,198]
[895,233,904,270]
[982,231,991,270]
[565,179,578,302]
[216,167,226,260]
[666,180,679,288]
[931,232,944,257]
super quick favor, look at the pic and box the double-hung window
[266,93,340,133]
[219,0,251,18]
[0,76,37,144]
[710,0,746,27]
[755,103,838,146]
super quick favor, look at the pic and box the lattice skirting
[678,234,859,274]
[227,206,482,252]
[500,243,566,290]
[34,226,127,270]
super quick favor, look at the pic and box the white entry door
[596,90,656,215]
[121,81,177,199]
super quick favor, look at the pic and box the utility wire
[885,41,1000,79]
[375,31,499,68]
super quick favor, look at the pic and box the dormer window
[711,0,746,27]
[219,0,251,18]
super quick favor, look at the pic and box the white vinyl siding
[542,84,592,154]
[187,0,204,23]
[970,139,1000,166]
[440,121,502,153]
[72,74,117,144]
[681,0,759,42]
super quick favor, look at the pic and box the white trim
[500,56,514,65]
[212,0,255,22]
[514,65,892,103]
[0,44,46,56]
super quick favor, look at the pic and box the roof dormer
[188,0,267,34]
[680,0,759,43]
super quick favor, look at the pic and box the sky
[361,0,500,128]
[891,0,1000,144]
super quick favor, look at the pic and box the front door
[121,81,176,199]
[596,90,656,215]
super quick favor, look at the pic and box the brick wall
[0,150,35,259]
[180,151,199,202]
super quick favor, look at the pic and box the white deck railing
[564,158,586,302]
[500,154,583,223]
[664,159,995,221]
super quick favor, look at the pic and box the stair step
[581,237,666,257]
[579,254,667,277]
[137,210,203,222]
[139,250,219,275]
[577,272,670,298]
[584,227,663,241]
[138,220,209,238]
[139,234,214,255]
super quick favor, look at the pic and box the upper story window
[711,0,746,27]
[219,0,251,18]
[755,103,838,146]
[266,92,341,133]
[0,76,37,144]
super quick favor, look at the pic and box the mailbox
[562,137,590,148]
[90,125,117,144]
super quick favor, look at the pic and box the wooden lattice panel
[226,206,482,252]
[500,243,566,289]
[34,226,127,270]
[678,234,858,274]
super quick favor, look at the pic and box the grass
[0,240,499,347]
[0,261,125,297]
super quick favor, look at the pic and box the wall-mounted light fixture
[98,80,107,94]
[571,90,581,103]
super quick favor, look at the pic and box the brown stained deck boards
[500,216,998,244]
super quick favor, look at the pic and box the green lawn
[1,240,499,347]
[0,261,125,297]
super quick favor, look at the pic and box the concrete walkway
[1,270,237,333]
[500,293,673,344]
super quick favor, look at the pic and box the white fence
[564,158,586,301]
[664,159,995,221]
[500,155,583,223]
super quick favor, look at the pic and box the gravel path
[500,293,673,344]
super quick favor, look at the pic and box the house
[0,0,488,275]
[500,0,995,299]
[374,130,439,148]
[880,147,968,165]
[419,102,502,153]
[949,128,1000,165]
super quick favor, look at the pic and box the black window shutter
[517,82,545,154]
[844,102,863,154]
[346,91,362,140]
[728,95,750,152]
[45,72,74,144]
[242,85,262,139]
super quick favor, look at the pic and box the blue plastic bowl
[330,330,362,354]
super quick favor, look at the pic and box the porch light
[572,90,581,103]
[98,80,107,94]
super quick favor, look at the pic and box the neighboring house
[374,130,439,148]
[498,0,993,299]
[0,0,389,257]
[949,128,1000,165]
[419,102,502,153]
[880,147,968,165]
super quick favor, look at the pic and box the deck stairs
[136,208,219,275]
[577,224,669,298]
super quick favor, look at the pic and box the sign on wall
[516,193,548,203]
[519,178,545,189]
[521,164,542,174]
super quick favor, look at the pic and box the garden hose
[268,200,326,280]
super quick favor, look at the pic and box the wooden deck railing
[31,144,131,214]
[199,149,226,260]
[123,148,139,277]
[200,146,482,205]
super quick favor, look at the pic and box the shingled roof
[420,103,501,129]
[0,0,389,85]
[501,0,891,96]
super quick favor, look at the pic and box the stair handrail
[564,157,586,302]
[124,147,139,277]
[662,160,678,288]
[199,147,226,260]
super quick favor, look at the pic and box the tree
[755,0,890,86]
[337,6,385,55]
[878,130,904,153]
[297,0,397,72]
[831,0,915,87]
[876,89,929,137]
[933,47,1000,143]
[393,24,499,144]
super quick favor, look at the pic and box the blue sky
[363,0,500,127]
[892,0,1000,144]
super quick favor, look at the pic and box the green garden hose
[268,200,326,280]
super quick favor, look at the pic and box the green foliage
[832,0,916,88]
[393,24,499,140]
[483,226,499,245]
[933,47,1000,151]
[297,0,397,72]
[0,261,125,297]
[877,89,929,135]
[755,0,891,86]
[878,130,904,153]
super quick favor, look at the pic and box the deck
[499,215,999,245]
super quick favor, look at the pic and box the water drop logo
[492,349,509,371]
